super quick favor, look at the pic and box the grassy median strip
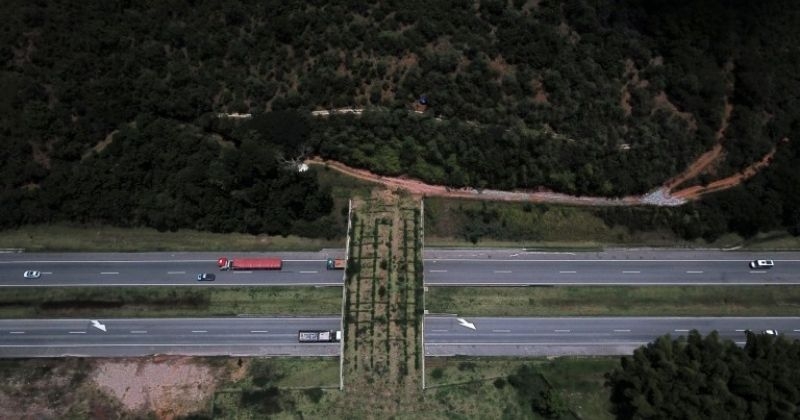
[0,287,341,318]
[428,286,800,317]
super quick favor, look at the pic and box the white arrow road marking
[457,318,476,330]
[91,320,107,332]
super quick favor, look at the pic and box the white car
[749,260,774,269]
[23,270,41,279]
[764,330,778,336]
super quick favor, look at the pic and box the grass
[423,197,800,250]
[428,286,800,316]
[0,224,344,252]
[425,356,616,419]
[0,286,342,318]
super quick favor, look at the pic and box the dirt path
[671,145,780,199]
[308,147,783,206]
[308,157,651,206]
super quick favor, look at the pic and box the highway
[424,248,800,285]
[0,317,342,357]
[425,316,800,356]
[0,251,345,287]
[3,249,800,287]
[5,315,795,358]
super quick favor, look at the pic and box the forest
[0,0,798,238]
[607,331,800,419]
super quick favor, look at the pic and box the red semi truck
[217,257,282,271]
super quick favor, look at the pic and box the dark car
[197,273,216,281]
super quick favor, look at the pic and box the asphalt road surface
[4,248,800,287]
[0,317,342,357]
[0,251,345,287]
[425,316,800,356]
[424,248,800,285]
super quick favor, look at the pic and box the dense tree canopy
[0,0,797,237]
[607,331,800,419]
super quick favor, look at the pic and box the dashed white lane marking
[622,270,641,274]
[250,330,269,333]
[167,271,186,275]
[9,331,24,334]
[686,270,704,274]
[794,329,800,332]
[736,329,746,332]
[674,329,689,332]
[191,330,208,333]
[432,329,448,332]
[69,331,86,334]
[750,271,767,274]
[554,329,571,333]
[560,271,577,274]
[233,271,253,274]
[100,272,118,275]
[492,329,511,333]
[494,270,512,274]
[130,330,147,334]
[614,329,631,333]
[429,270,448,273]
[42,272,53,275]
[299,271,318,274]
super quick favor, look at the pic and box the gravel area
[92,357,217,419]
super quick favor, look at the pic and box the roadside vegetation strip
[0,287,342,318]
[427,286,800,317]
[0,224,344,252]
[425,356,615,420]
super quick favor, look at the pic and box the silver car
[749,260,774,269]
[23,270,41,279]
